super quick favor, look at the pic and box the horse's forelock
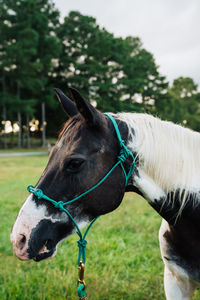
[58,115,84,140]
[58,112,108,144]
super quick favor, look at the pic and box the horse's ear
[69,87,100,126]
[54,88,78,117]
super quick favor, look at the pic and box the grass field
[0,155,200,299]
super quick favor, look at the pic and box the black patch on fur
[154,190,200,282]
[27,219,73,260]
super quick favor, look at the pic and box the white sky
[55,0,200,85]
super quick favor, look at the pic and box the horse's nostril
[19,234,26,250]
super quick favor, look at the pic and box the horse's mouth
[33,247,57,262]
[28,239,57,262]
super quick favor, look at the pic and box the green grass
[0,147,47,153]
[0,156,200,299]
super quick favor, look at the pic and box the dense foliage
[0,0,199,148]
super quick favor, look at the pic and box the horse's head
[11,88,130,262]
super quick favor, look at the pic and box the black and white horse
[11,88,200,299]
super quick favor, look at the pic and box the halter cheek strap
[27,113,136,299]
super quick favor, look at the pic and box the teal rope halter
[27,113,135,299]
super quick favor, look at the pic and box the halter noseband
[27,113,135,299]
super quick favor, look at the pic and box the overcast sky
[55,0,200,85]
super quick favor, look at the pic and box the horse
[11,87,200,300]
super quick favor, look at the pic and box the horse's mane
[117,113,200,210]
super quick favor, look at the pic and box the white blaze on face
[10,194,66,260]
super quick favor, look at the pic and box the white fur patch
[10,194,67,259]
[159,220,196,299]
[78,219,89,229]
[135,171,166,202]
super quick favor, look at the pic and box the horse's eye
[66,159,85,172]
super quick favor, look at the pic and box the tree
[120,37,168,113]
[156,77,200,131]
[0,0,41,147]
[58,11,168,114]
[57,11,121,111]
[31,0,61,146]
[0,0,61,147]
[2,6,198,150]
[0,0,13,148]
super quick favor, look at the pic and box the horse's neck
[118,112,200,224]
[119,113,199,193]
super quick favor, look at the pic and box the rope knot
[77,239,87,249]
[34,189,44,199]
[27,185,44,200]
[120,140,125,147]
[118,148,129,163]
[54,201,64,210]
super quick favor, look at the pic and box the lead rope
[27,113,136,299]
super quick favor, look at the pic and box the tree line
[0,0,200,148]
